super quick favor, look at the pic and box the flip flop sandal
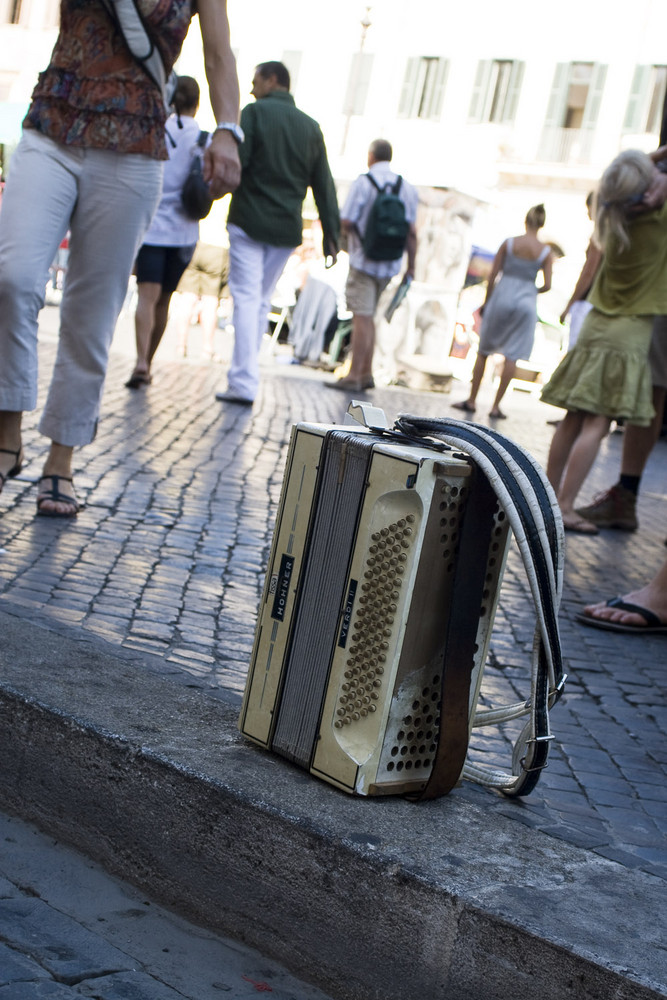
[451,400,476,413]
[575,597,667,634]
[125,372,152,389]
[563,516,599,535]
[36,475,81,518]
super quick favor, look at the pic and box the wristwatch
[214,122,245,144]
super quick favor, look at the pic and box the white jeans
[226,223,294,400]
[0,130,162,445]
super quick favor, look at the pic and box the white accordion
[240,405,564,799]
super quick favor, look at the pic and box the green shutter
[398,57,420,118]
[425,58,449,121]
[581,63,608,130]
[623,65,650,132]
[343,53,375,116]
[468,60,491,122]
[503,60,525,123]
[543,62,570,128]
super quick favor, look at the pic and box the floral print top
[24,0,194,160]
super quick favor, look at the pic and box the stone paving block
[0,941,50,985]
[0,983,76,998]
[76,972,196,999]
[1,339,666,890]
[0,898,132,984]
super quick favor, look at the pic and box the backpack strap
[395,415,566,798]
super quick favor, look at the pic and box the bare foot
[561,512,599,534]
[583,583,667,629]
[36,474,80,518]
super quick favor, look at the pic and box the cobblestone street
[1,301,666,887]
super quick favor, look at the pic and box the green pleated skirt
[541,309,654,426]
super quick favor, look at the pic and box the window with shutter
[397,56,448,120]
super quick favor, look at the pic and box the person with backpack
[328,139,418,392]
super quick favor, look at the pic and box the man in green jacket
[216,61,340,405]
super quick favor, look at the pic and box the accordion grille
[334,515,416,729]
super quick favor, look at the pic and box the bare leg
[347,314,375,380]
[147,289,173,366]
[583,557,667,628]
[131,281,162,377]
[557,413,611,521]
[38,441,78,516]
[0,410,23,489]
[546,410,584,492]
[199,294,220,358]
[468,351,488,404]
[489,358,517,417]
[620,385,666,476]
[453,351,487,411]
[170,291,198,357]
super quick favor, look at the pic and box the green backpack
[361,174,410,261]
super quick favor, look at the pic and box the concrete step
[0,604,664,1000]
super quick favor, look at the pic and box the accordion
[239,407,522,799]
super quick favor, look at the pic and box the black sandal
[36,475,81,518]
[0,445,24,493]
[125,371,152,389]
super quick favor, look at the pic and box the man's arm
[310,136,340,264]
[404,224,417,279]
[197,0,241,197]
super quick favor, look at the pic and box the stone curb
[0,606,665,1000]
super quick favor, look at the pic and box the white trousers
[0,130,162,445]
[227,223,294,400]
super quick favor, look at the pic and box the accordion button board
[239,421,511,797]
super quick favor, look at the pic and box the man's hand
[204,130,241,198]
[323,235,338,267]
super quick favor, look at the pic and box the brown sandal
[563,514,599,535]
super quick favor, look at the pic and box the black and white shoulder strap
[396,415,566,797]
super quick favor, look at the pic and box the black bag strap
[395,415,566,797]
[365,172,403,195]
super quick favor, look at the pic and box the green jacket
[227,91,340,252]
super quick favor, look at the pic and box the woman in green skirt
[542,149,667,534]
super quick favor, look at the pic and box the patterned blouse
[24,0,194,160]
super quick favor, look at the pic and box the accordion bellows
[239,419,511,797]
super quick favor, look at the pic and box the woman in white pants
[0,0,240,517]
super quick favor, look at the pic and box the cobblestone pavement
[0,809,334,999]
[1,303,666,883]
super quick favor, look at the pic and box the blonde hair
[525,204,546,230]
[595,149,654,252]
